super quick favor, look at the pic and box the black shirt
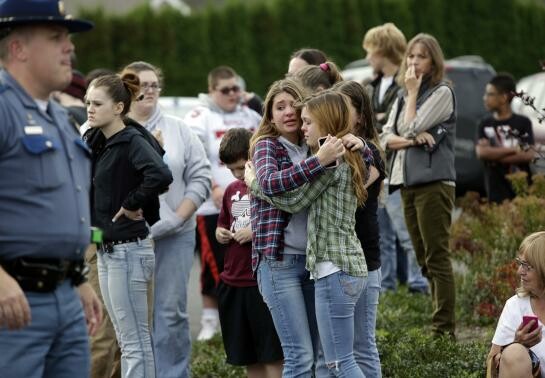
[477,113,534,203]
[355,142,386,272]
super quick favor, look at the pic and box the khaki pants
[401,182,456,335]
[86,245,154,378]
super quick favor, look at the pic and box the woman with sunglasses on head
[379,33,457,338]
[288,48,329,75]
[184,66,261,341]
[333,80,386,377]
[122,61,212,378]
[247,90,370,377]
[487,231,545,378]
[294,61,343,93]
[85,72,173,378]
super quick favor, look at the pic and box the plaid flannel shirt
[251,162,368,278]
[250,138,325,271]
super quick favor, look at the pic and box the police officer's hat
[0,0,93,34]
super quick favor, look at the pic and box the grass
[191,286,493,377]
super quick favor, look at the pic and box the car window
[445,67,494,140]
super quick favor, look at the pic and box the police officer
[0,1,102,377]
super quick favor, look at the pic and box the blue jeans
[353,269,382,377]
[315,271,365,378]
[98,238,155,378]
[379,188,428,291]
[153,230,195,378]
[257,254,326,378]
[0,281,89,378]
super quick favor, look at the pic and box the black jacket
[86,122,173,242]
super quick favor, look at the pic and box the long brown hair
[332,80,385,165]
[303,91,368,206]
[397,33,445,88]
[249,78,307,157]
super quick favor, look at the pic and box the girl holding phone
[247,91,369,377]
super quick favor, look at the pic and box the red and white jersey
[184,94,260,215]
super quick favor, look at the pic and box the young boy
[476,73,535,203]
[216,128,283,377]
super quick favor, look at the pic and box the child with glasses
[184,65,261,341]
[488,231,545,378]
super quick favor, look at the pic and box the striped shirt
[380,86,453,186]
[251,162,368,278]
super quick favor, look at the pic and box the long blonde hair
[303,91,368,206]
[517,231,545,297]
[249,78,307,157]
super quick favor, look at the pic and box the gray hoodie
[145,106,212,234]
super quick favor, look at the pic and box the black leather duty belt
[1,258,87,293]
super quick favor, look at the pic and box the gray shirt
[278,137,309,255]
[0,70,91,260]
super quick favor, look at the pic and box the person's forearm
[476,146,517,161]
[175,198,197,220]
[403,92,417,125]
[387,134,415,150]
[499,150,535,164]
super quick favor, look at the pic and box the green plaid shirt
[250,163,367,278]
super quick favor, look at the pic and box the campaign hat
[0,0,93,33]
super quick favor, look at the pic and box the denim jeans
[380,188,429,291]
[0,281,90,378]
[153,230,195,378]
[98,238,155,378]
[257,254,326,378]
[315,271,365,378]
[353,269,382,377]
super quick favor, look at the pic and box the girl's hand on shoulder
[316,135,345,167]
[244,161,256,187]
[341,134,365,151]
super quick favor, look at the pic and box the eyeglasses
[141,82,161,92]
[515,257,534,272]
[217,85,240,95]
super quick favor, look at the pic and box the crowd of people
[0,1,543,378]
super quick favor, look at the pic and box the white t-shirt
[184,101,260,215]
[492,294,545,375]
[378,75,394,105]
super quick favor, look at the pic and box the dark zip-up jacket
[87,124,173,242]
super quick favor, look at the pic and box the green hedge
[73,0,545,96]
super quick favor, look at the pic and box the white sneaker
[196,316,219,341]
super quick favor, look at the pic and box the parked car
[158,96,201,119]
[341,55,496,196]
[512,71,545,173]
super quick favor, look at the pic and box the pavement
[187,253,203,339]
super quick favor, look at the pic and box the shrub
[451,176,545,325]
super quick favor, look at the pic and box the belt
[101,237,142,253]
[0,258,87,293]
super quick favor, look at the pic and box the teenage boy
[184,66,260,340]
[363,23,429,294]
[216,128,283,377]
[476,73,535,203]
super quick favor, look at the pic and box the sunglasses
[217,85,241,95]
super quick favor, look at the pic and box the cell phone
[318,137,338,168]
[522,315,540,332]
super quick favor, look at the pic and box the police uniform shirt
[0,70,91,261]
